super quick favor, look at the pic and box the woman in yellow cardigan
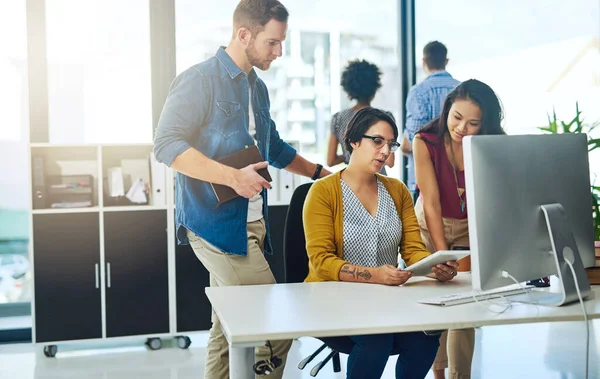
[303,107,459,379]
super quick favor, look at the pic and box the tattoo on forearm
[340,265,357,278]
[357,269,372,281]
[341,265,372,281]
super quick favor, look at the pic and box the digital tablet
[405,250,471,276]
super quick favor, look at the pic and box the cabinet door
[33,213,102,343]
[265,204,288,283]
[175,242,211,332]
[103,210,169,337]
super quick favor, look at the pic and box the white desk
[205,274,600,379]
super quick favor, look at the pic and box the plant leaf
[588,138,600,152]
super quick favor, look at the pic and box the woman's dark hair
[419,79,505,142]
[340,59,382,103]
[344,108,398,154]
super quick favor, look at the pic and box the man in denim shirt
[153,1,329,377]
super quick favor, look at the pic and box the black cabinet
[264,204,288,283]
[175,243,211,332]
[33,213,102,343]
[30,144,174,352]
[103,211,169,337]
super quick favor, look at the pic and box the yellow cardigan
[303,170,431,282]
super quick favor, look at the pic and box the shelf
[31,205,171,214]
[30,146,99,162]
[32,207,100,215]
[30,143,99,148]
[30,143,153,148]
[99,143,153,147]
[102,205,168,212]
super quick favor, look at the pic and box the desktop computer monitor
[464,133,594,306]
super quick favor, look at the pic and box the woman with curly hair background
[328,59,395,174]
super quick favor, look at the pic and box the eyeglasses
[361,135,400,152]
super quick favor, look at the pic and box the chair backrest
[283,182,313,284]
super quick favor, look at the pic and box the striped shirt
[404,71,460,191]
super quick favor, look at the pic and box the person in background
[153,1,330,378]
[306,107,459,379]
[403,41,460,202]
[328,59,395,174]
[413,79,505,379]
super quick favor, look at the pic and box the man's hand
[374,264,413,286]
[431,261,459,282]
[231,161,271,198]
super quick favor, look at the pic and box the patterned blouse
[341,178,402,267]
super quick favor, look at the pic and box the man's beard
[245,40,271,71]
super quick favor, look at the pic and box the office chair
[283,182,350,376]
[282,182,403,376]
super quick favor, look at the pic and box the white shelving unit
[27,143,189,357]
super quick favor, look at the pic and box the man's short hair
[423,41,448,70]
[233,0,289,35]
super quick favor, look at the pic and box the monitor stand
[514,203,592,306]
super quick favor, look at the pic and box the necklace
[448,141,466,213]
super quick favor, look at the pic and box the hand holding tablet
[404,250,470,277]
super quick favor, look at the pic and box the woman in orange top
[303,107,459,379]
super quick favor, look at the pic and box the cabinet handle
[107,263,111,288]
[95,263,99,289]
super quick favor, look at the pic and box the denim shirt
[404,71,460,192]
[154,47,297,256]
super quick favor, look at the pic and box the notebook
[210,145,272,204]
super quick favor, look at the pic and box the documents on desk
[418,283,535,306]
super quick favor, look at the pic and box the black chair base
[310,349,337,377]
[298,343,327,370]
[332,351,341,372]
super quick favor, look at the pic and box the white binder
[267,166,279,203]
[149,153,166,206]
[278,169,295,204]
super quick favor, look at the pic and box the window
[175,0,400,176]
[45,0,152,143]
[0,1,28,142]
[415,0,600,134]
[0,1,31,306]
[416,0,600,177]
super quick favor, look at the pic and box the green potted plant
[538,102,600,256]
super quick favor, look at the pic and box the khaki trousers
[414,199,475,379]
[187,219,293,379]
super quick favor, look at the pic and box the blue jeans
[347,332,440,379]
